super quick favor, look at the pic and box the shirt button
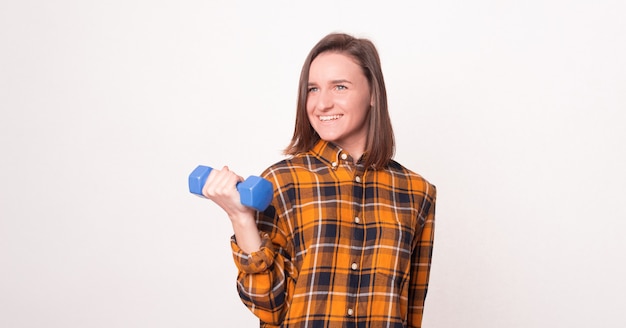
[341,153,348,160]
[351,262,358,270]
[347,308,354,316]
[354,217,360,224]
[355,176,361,183]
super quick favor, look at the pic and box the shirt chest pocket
[361,206,417,273]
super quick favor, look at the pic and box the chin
[316,131,340,143]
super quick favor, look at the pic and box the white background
[1,1,625,327]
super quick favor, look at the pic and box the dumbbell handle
[188,165,273,212]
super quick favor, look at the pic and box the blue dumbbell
[188,165,273,212]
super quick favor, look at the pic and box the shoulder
[386,160,437,198]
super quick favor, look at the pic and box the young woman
[203,33,437,328]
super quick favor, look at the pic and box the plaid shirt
[231,140,436,327]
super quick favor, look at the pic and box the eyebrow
[308,79,353,86]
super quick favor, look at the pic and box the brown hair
[284,33,395,169]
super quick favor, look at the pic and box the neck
[339,144,364,164]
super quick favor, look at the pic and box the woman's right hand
[202,166,261,253]
[201,166,255,222]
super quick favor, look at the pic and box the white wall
[1,1,624,327]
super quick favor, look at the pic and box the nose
[313,89,333,111]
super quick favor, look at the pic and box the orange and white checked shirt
[231,140,436,327]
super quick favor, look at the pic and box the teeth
[319,115,342,121]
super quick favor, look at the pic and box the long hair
[284,33,395,169]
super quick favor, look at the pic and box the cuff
[230,232,276,274]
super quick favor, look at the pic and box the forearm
[229,212,262,254]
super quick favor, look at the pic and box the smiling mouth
[319,115,343,122]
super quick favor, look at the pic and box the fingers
[201,166,243,202]
[200,166,256,220]
[225,166,245,183]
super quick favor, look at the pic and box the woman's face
[306,52,373,155]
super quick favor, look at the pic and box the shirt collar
[311,139,340,164]
[311,139,366,168]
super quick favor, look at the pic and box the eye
[308,86,319,93]
[335,85,347,91]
